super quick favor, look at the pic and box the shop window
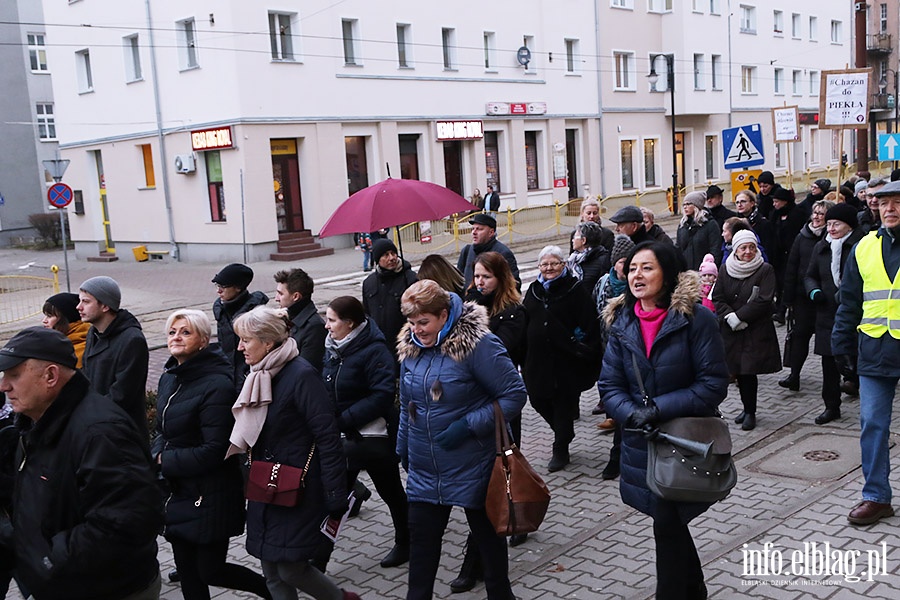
[621,139,635,190]
[206,151,226,222]
[643,138,657,187]
[525,131,539,190]
[484,131,502,192]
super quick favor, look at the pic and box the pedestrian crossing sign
[723,124,765,170]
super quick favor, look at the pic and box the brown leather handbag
[246,444,316,507]
[485,402,551,536]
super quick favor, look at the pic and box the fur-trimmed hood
[397,301,491,363]
[602,270,703,328]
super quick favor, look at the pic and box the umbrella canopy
[318,178,475,237]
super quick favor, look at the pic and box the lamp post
[42,158,71,291]
[648,53,678,214]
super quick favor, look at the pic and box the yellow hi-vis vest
[857,231,900,339]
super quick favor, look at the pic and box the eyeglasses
[538,261,563,270]
[812,211,826,217]
[214,284,233,291]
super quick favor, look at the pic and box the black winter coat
[804,228,866,356]
[458,237,521,288]
[213,290,270,393]
[757,183,785,219]
[782,224,825,306]
[599,273,729,522]
[82,309,149,436]
[362,261,418,360]
[152,347,246,544]
[770,203,807,272]
[569,225,615,254]
[245,358,346,563]
[578,246,611,294]
[708,204,737,229]
[858,207,881,233]
[9,372,162,600]
[288,299,326,371]
[464,288,528,367]
[742,209,776,259]
[522,272,602,402]
[676,214,722,270]
[713,262,782,375]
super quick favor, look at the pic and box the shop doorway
[675,132,686,195]
[345,136,369,195]
[566,129,579,199]
[399,134,420,180]
[443,141,463,195]
[271,139,304,233]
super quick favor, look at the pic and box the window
[791,13,801,38]
[882,59,889,85]
[705,135,717,179]
[792,70,801,95]
[398,134,419,180]
[139,144,155,188]
[882,4,888,33]
[27,34,48,72]
[692,0,703,12]
[524,131,539,190]
[809,70,819,95]
[831,20,842,44]
[711,54,721,89]
[206,151,226,222]
[614,51,635,90]
[774,68,784,94]
[441,28,457,70]
[809,129,818,165]
[741,65,756,94]
[123,34,142,81]
[483,31,495,70]
[342,19,358,65]
[831,130,841,162]
[484,131,502,192]
[648,0,673,13]
[693,54,704,89]
[709,0,720,14]
[345,136,369,194]
[740,5,756,34]
[36,103,55,140]
[177,18,198,69]
[75,49,93,92]
[269,12,294,60]
[621,139,635,189]
[809,16,817,41]
[611,0,633,7]
[643,139,657,187]
[773,10,783,34]
[397,24,411,67]
[565,39,580,74]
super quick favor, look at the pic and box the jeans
[859,375,899,504]
[170,538,270,600]
[362,249,372,271]
[260,560,343,600]
[653,500,704,600]
[407,502,514,600]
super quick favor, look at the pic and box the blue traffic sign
[723,124,765,170]
[878,133,900,161]
[47,182,73,208]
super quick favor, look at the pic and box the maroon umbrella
[318,178,475,238]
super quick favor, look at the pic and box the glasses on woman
[538,261,563,270]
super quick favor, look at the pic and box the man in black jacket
[77,276,149,436]
[0,327,162,600]
[483,185,500,216]
[363,239,418,363]
[457,213,520,288]
[706,185,736,228]
[212,264,269,393]
[609,205,653,245]
[756,171,784,218]
[274,268,326,370]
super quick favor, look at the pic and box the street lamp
[648,53,678,214]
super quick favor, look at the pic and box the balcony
[867,33,893,55]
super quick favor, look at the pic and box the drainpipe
[146,0,179,260]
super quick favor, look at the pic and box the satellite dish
[516,46,532,67]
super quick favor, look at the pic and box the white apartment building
[41,0,853,261]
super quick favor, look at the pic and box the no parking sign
[47,182,73,208]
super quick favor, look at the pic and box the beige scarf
[226,337,299,458]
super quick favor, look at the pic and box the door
[271,139,304,233]
[566,128,579,199]
[443,141,463,195]
[91,150,114,252]
[675,132,686,195]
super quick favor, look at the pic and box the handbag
[485,402,551,536]
[246,444,316,507]
[629,354,737,504]
[782,308,794,368]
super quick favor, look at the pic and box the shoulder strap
[630,352,654,408]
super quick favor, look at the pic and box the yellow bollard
[50,264,60,293]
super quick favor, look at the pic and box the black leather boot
[547,443,570,472]
[449,537,483,593]
[777,373,800,391]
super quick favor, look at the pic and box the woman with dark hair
[397,280,526,600]
[568,221,611,294]
[713,230,781,431]
[229,307,359,600]
[676,191,722,270]
[317,296,409,569]
[417,254,465,296]
[153,309,271,600]
[599,241,729,599]
[41,293,90,368]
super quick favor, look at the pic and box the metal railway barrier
[0,266,60,325]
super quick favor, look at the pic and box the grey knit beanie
[79,276,121,311]
[610,235,636,265]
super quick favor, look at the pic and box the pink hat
[699,254,718,276]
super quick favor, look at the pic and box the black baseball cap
[0,327,77,371]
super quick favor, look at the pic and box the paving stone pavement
[4,218,900,598]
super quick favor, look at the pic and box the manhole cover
[803,450,840,462]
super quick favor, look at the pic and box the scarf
[567,250,588,281]
[725,247,764,280]
[634,303,667,357]
[325,320,368,356]
[410,293,464,349]
[607,267,627,297]
[808,222,825,237]
[538,267,569,291]
[226,336,299,458]
[827,231,851,288]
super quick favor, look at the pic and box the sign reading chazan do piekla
[819,68,872,129]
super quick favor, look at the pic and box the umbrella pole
[396,224,405,259]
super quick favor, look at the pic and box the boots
[777,372,800,391]
[449,537,483,593]
[547,442,570,472]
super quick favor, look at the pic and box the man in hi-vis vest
[833,179,900,526]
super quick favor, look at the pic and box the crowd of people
[1,171,899,599]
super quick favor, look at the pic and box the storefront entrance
[443,141,463,195]
[270,139,304,233]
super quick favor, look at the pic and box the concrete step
[270,247,335,261]
[277,238,319,252]
[277,230,313,241]
[87,251,119,263]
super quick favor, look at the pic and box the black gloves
[810,289,826,304]
[627,405,660,429]
[328,506,349,521]
[834,354,856,377]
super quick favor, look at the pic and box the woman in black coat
[676,192,722,270]
[599,242,729,599]
[523,245,602,472]
[230,307,358,600]
[779,200,833,391]
[769,187,808,322]
[568,221,611,294]
[318,296,409,570]
[152,309,270,600]
[803,204,866,425]
[713,230,782,431]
